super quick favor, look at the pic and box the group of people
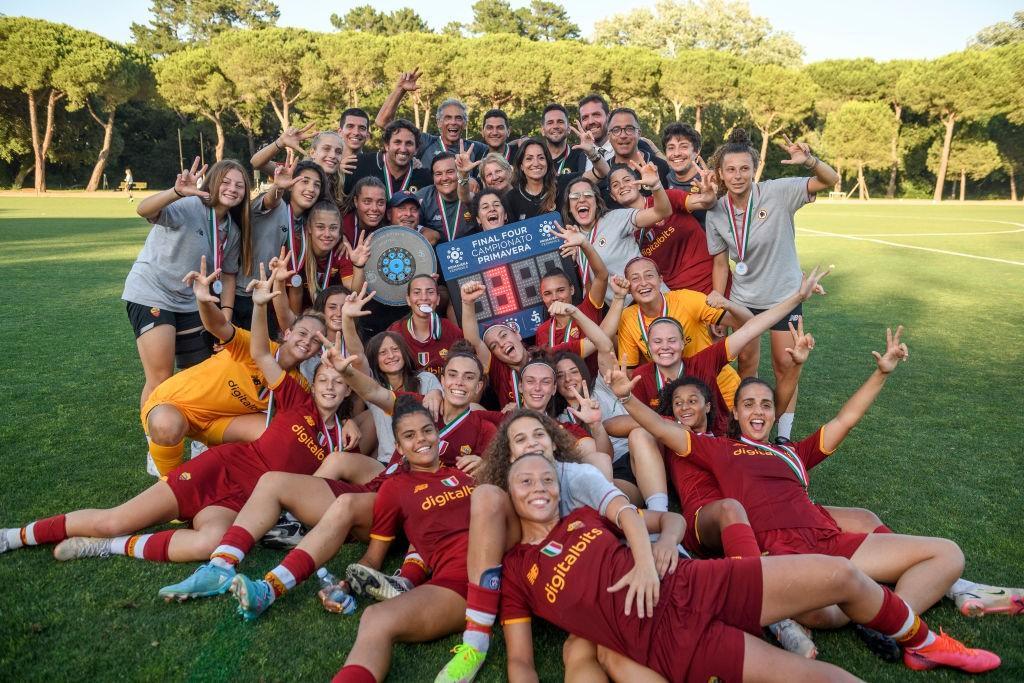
[2,67,1020,683]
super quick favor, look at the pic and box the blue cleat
[230,573,275,621]
[159,562,235,602]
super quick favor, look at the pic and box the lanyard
[636,298,669,359]
[382,152,412,199]
[738,436,808,488]
[407,312,442,342]
[438,408,471,439]
[436,194,461,242]
[726,190,756,264]
[319,414,343,453]
[208,208,227,272]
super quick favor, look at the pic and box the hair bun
[727,127,752,146]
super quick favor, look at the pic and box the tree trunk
[245,127,256,160]
[835,163,842,192]
[214,117,226,161]
[959,168,966,201]
[86,106,116,192]
[857,163,866,200]
[754,127,770,182]
[1010,167,1017,202]
[13,161,34,189]
[933,113,956,202]
[694,105,702,133]
[886,104,902,199]
[671,100,682,121]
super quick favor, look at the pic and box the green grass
[1,197,1022,681]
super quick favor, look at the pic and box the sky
[0,0,1017,62]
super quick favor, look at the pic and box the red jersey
[679,430,837,534]
[488,338,583,409]
[637,189,714,294]
[380,402,497,471]
[369,466,473,573]
[387,315,464,378]
[630,339,732,435]
[560,418,590,443]
[534,298,602,349]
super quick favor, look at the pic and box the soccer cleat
[53,537,112,561]
[434,643,487,683]
[903,630,1000,673]
[953,585,1024,617]
[345,563,413,602]
[853,625,901,663]
[768,619,817,659]
[158,563,235,602]
[146,453,159,477]
[189,440,208,459]
[230,574,275,621]
[260,512,306,549]
[0,530,12,554]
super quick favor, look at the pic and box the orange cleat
[903,630,1000,673]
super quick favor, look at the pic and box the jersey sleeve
[563,463,626,515]
[580,293,604,321]
[221,326,250,358]
[617,310,642,366]
[677,432,718,470]
[796,427,835,470]
[686,340,730,386]
[499,551,534,625]
[667,188,690,214]
[704,206,729,256]
[268,372,309,411]
[773,177,815,214]
[683,289,725,326]
[369,480,403,542]
[418,371,442,394]
[154,196,193,228]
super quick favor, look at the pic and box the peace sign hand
[783,317,815,365]
[273,150,299,192]
[797,265,831,301]
[278,122,316,153]
[316,330,345,369]
[396,68,421,92]
[339,151,358,175]
[569,119,597,155]
[567,385,603,426]
[245,262,279,305]
[268,246,299,285]
[628,160,661,188]
[182,255,222,303]
[175,156,210,200]
[604,363,641,400]
[691,158,718,199]
[341,282,375,318]
[455,140,482,175]
[872,326,909,374]
[343,232,371,269]
[778,134,813,167]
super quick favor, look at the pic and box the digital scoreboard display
[437,212,582,339]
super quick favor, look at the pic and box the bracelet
[617,392,633,404]
[803,155,818,170]
[221,306,233,311]
[353,264,365,269]
[614,503,639,528]
[649,183,664,192]
[275,139,284,150]
[173,188,185,198]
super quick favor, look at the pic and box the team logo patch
[757,208,768,220]
[460,445,472,455]
[463,211,473,221]
[149,307,160,317]
[385,463,399,475]
[414,483,429,493]
[598,237,607,247]
[441,476,459,487]
[178,472,191,481]
[304,416,315,427]
[527,563,539,585]
[504,320,521,334]
[540,541,563,557]
[418,352,429,367]
[439,348,448,358]
[566,520,584,532]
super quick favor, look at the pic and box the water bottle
[316,567,356,615]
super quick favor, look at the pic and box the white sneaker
[189,440,208,459]
[769,619,817,658]
[146,453,159,477]
[53,537,113,561]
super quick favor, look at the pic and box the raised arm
[460,280,491,368]
[182,255,235,342]
[570,120,609,182]
[374,69,420,130]
[779,134,840,195]
[632,161,671,228]
[250,123,314,178]
[327,348,398,412]
[555,222,608,305]
[596,275,630,376]
[137,156,208,222]
[267,246,298,331]
[339,283,375,374]
[247,264,285,382]
[549,301,610,360]
[605,364,689,452]
[821,326,908,453]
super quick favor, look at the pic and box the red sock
[210,525,255,565]
[266,548,317,597]
[397,551,429,586]
[331,664,376,683]
[874,524,894,534]
[720,523,761,558]
[864,586,930,649]
[21,514,67,545]
[141,530,176,562]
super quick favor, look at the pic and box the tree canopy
[130,0,279,56]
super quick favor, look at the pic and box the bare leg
[353,410,376,456]
[563,636,608,683]
[595,643,669,682]
[64,481,180,538]
[291,492,376,566]
[695,498,751,553]
[219,413,267,444]
[467,485,520,583]
[166,505,236,561]
[228,472,339,541]
[146,404,189,447]
[826,506,883,534]
[769,329,800,415]
[740,632,857,682]
[736,334,760,379]
[136,325,176,410]
[342,585,466,680]
[760,554,885,627]
[628,429,667,506]
[850,534,964,613]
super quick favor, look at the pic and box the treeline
[1,11,1022,200]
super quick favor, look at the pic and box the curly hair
[478,409,582,489]
[657,375,715,431]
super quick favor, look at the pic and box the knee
[594,644,616,670]
[562,635,594,668]
[359,602,397,640]
[716,498,750,526]
[472,485,508,517]
[254,471,289,492]
[147,410,185,445]
[829,557,868,595]
[627,428,656,449]
[849,507,883,531]
[92,514,131,538]
[935,538,965,573]
[324,494,354,521]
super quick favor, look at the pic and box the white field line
[796,227,1024,267]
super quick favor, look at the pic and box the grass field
[0,196,1021,681]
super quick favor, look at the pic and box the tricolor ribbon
[726,189,756,266]
[407,312,442,342]
[438,408,471,439]
[382,152,412,199]
[739,436,808,488]
[288,205,306,273]
[320,414,343,453]
[208,208,227,274]
[437,194,462,242]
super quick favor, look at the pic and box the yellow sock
[150,439,185,476]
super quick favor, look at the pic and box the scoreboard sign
[438,212,582,338]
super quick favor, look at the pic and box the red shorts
[681,505,715,559]
[324,479,371,497]
[759,527,868,559]
[425,553,468,599]
[165,444,256,520]
[648,557,763,682]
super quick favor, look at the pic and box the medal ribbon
[438,407,471,439]
[548,318,574,347]
[739,436,808,488]
[437,194,462,242]
[288,205,306,274]
[407,312,442,342]
[318,249,335,292]
[726,190,755,265]
[554,146,569,174]
[503,143,514,162]
[654,363,684,393]
[636,297,669,359]
[511,369,522,408]
[578,222,600,286]
[208,208,227,274]
[320,414,343,453]
[262,348,282,427]
[382,152,412,199]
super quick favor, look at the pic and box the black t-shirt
[665,170,707,227]
[346,151,433,197]
[600,153,673,209]
[506,174,581,222]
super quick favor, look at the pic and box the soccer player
[123,157,250,417]
[705,128,840,439]
[281,200,349,316]
[250,127,356,208]
[387,274,463,379]
[0,277,352,565]
[499,455,1000,680]
[347,119,432,199]
[558,162,671,303]
[433,409,676,682]
[617,256,746,405]
[469,188,511,231]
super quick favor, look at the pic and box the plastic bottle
[316,567,356,615]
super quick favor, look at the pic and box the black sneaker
[854,625,901,663]
[260,512,306,549]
